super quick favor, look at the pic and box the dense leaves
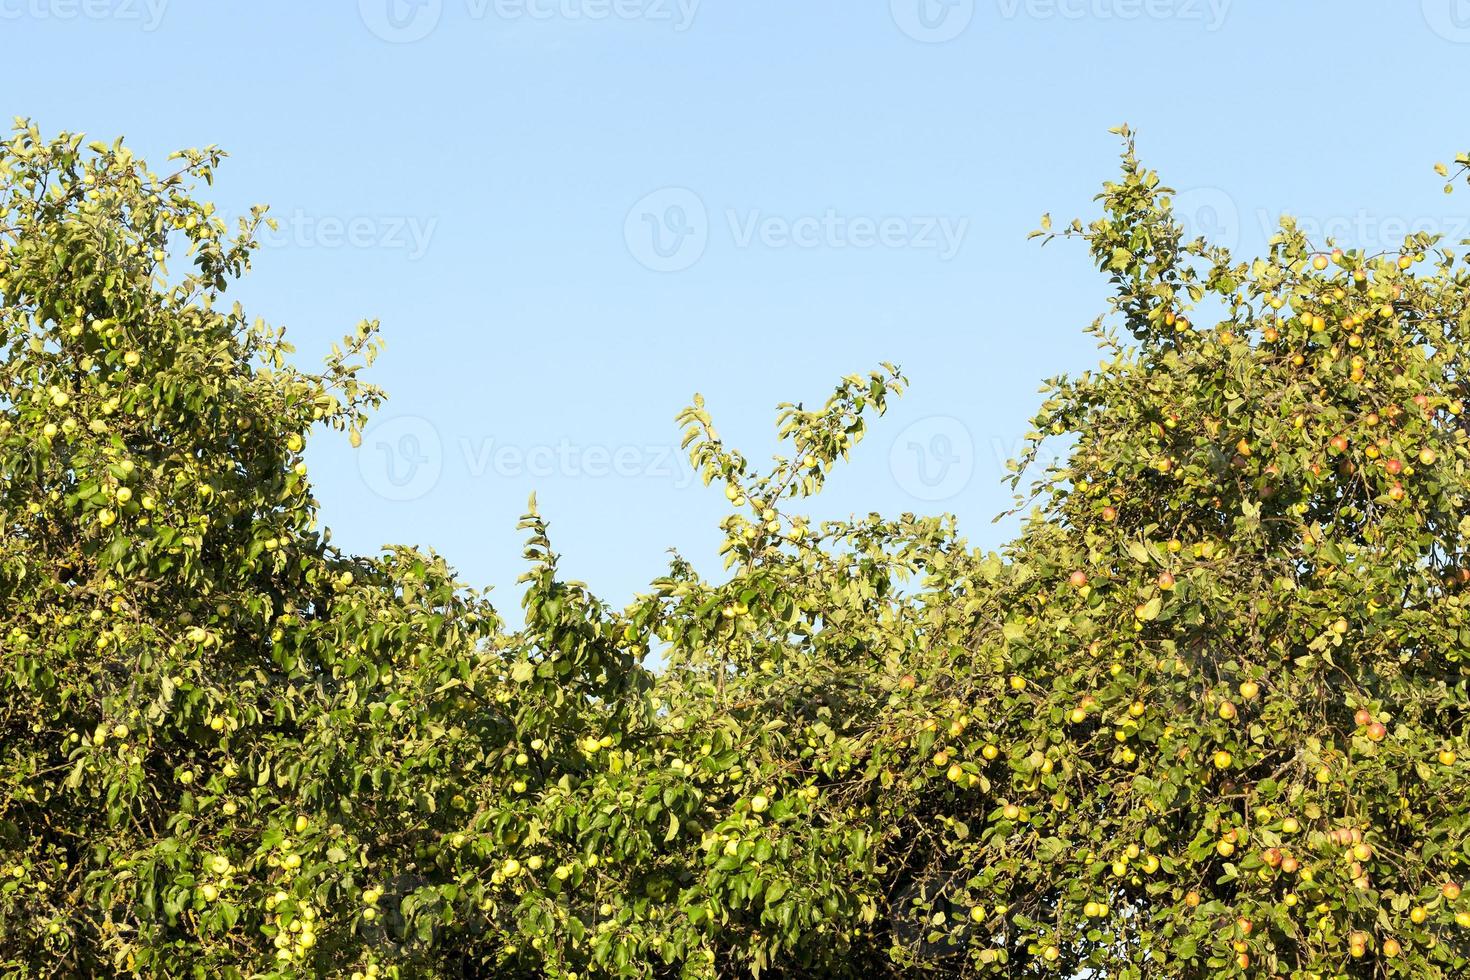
[2,121,1470,977]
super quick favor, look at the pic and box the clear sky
[8,2,1470,613]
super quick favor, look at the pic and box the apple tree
[3,119,1470,980]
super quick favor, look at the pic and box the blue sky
[9,1,1470,613]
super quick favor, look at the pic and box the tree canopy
[2,121,1470,978]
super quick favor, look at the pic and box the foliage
[2,120,1470,978]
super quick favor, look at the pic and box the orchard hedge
[2,121,1470,977]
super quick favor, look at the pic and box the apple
[1385,458,1403,475]
[1367,721,1387,741]
[1069,570,1088,588]
[933,751,950,768]
[1157,571,1175,591]
[1410,906,1427,924]
[1281,817,1300,834]
[1354,708,1373,727]
[1439,749,1457,766]
[1002,804,1021,821]
[1420,447,1437,465]
[1330,434,1349,453]
[1383,937,1402,958]
[1068,707,1087,724]
[1238,681,1260,700]
[1443,881,1462,901]
[1212,750,1232,769]
[1102,505,1118,522]
[1218,701,1238,721]
[969,905,986,924]
[1313,255,1329,271]
[1009,676,1027,693]
[1281,855,1300,874]
[981,745,999,761]
[1184,891,1200,908]
[898,674,917,692]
